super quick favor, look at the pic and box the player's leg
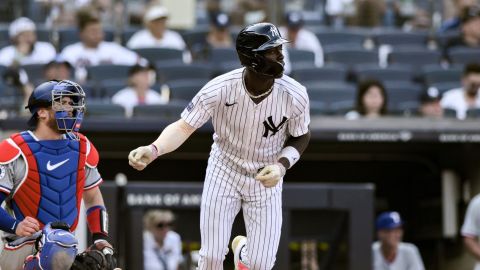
[197,165,242,270]
[240,180,283,270]
[0,242,36,270]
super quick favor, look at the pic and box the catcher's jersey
[181,67,310,173]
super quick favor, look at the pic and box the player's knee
[197,248,228,269]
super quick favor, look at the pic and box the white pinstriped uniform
[181,67,310,270]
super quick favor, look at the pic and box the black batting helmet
[236,22,289,78]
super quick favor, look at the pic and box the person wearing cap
[444,5,480,53]
[43,56,73,82]
[127,5,187,52]
[278,11,324,67]
[440,0,478,32]
[111,62,167,118]
[441,63,480,119]
[373,211,425,270]
[60,8,139,82]
[206,12,233,49]
[0,17,56,67]
[143,209,183,270]
[418,86,444,118]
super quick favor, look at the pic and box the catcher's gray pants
[0,241,36,270]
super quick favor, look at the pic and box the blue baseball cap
[210,12,230,29]
[285,11,304,29]
[376,211,403,230]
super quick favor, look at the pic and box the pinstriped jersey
[181,68,310,173]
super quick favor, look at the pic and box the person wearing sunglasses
[143,209,183,270]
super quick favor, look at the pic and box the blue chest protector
[12,132,82,228]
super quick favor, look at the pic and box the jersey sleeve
[288,86,310,137]
[0,157,26,196]
[84,166,103,190]
[462,195,480,237]
[181,86,215,129]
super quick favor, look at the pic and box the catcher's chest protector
[10,132,87,231]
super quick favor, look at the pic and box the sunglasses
[156,222,173,229]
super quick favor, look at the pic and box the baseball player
[129,22,310,270]
[373,212,425,270]
[0,80,116,269]
[461,193,480,270]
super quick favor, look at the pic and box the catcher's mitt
[70,250,108,270]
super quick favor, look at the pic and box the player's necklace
[242,70,274,99]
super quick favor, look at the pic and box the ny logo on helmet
[269,25,280,38]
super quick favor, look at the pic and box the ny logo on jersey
[263,116,288,137]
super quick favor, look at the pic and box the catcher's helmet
[376,211,403,230]
[236,22,289,78]
[26,80,86,140]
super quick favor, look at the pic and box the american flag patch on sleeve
[186,102,195,112]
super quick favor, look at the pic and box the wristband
[150,144,159,159]
[87,205,108,237]
[278,146,300,169]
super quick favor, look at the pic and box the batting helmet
[376,211,403,230]
[236,22,289,78]
[26,80,86,140]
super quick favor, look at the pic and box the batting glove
[255,163,286,188]
[128,145,157,171]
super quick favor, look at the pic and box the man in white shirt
[278,11,324,67]
[127,5,190,64]
[372,211,425,270]
[462,193,480,270]
[441,63,480,119]
[60,9,139,82]
[0,17,56,67]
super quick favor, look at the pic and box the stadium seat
[156,62,213,83]
[287,48,316,67]
[121,27,142,46]
[384,82,422,107]
[85,102,126,118]
[35,26,51,42]
[166,79,208,101]
[209,47,238,65]
[354,64,414,83]
[388,48,442,70]
[134,48,184,63]
[21,64,45,85]
[325,48,378,67]
[422,65,462,85]
[98,79,128,98]
[373,31,428,47]
[330,100,355,115]
[292,64,348,84]
[448,47,480,65]
[314,29,366,50]
[132,102,187,120]
[307,82,356,105]
[430,82,461,94]
[86,64,132,84]
[310,101,328,116]
[444,108,457,118]
[466,108,480,118]
[0,27,8,43]
[181,27,209,50]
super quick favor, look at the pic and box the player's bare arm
[464,236,480,260]
[256,129,311,188]
[128,119,197,171]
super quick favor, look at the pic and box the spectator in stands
[0,17,56,67]
[112,62,167,118]
[60,8,139,82]
[279,11,324,67]
[127,5,187,51]
[43,56,73,82]
[206,12,233,49]
[461,192,480,270]
[373,211,425,270]
[143,209,183,270]
[444,5,480,53]
[441,63,480,119]
[346,79,388,120]
[440,0,478,32]
[354,0,386,27]
[418,87,444,118]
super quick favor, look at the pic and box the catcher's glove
[70,241,117,270]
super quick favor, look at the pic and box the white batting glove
[128,145,157,171]
[255,163,286,188]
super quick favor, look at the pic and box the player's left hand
[88,240,117,270]
[255,163,286,188]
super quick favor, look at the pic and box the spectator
[440,0,478,32]
[43,55,73,82]
[279,11,324,67]
[444,5,480,52]
[112,63,167,118]
[192,12,233,61]
[346,79,388,120]
[461,192,480,270]
[127,5,187,51]
[355,0,386,27]
[143,209,183,270]
[60,8,139,82]
[441,63,480,119]
[0,17,56,67]
[418,86,444,118]
[373,211,425,270]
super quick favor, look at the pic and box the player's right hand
[15,216,40,236]
[128,145,155,171]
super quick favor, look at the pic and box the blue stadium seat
[314,29,366,50]
[86,64,132,84]
[84,102,126,118]
[448,47,480,65]
[21,64,45,86]
[292,64,348,84]
[181,28,209,50]
[166,79,208,101]
[354,64,414,83]
[121,27,142,46]
[422,65,462,85]
[388,48,442,70]
[430,82,461,94]
[287,48,316,68]
[98,79,128,98]
[307,82,356,105]
[310,101,328,116]
[325,48,378,67]
[134,48,184,63]
[374,31,428,47]
[156,62,213,83]
[209,47,238,64]
[330,100,355,115]
[384,82,422,107]
[132,102,187,120]
[466,108,480,118]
